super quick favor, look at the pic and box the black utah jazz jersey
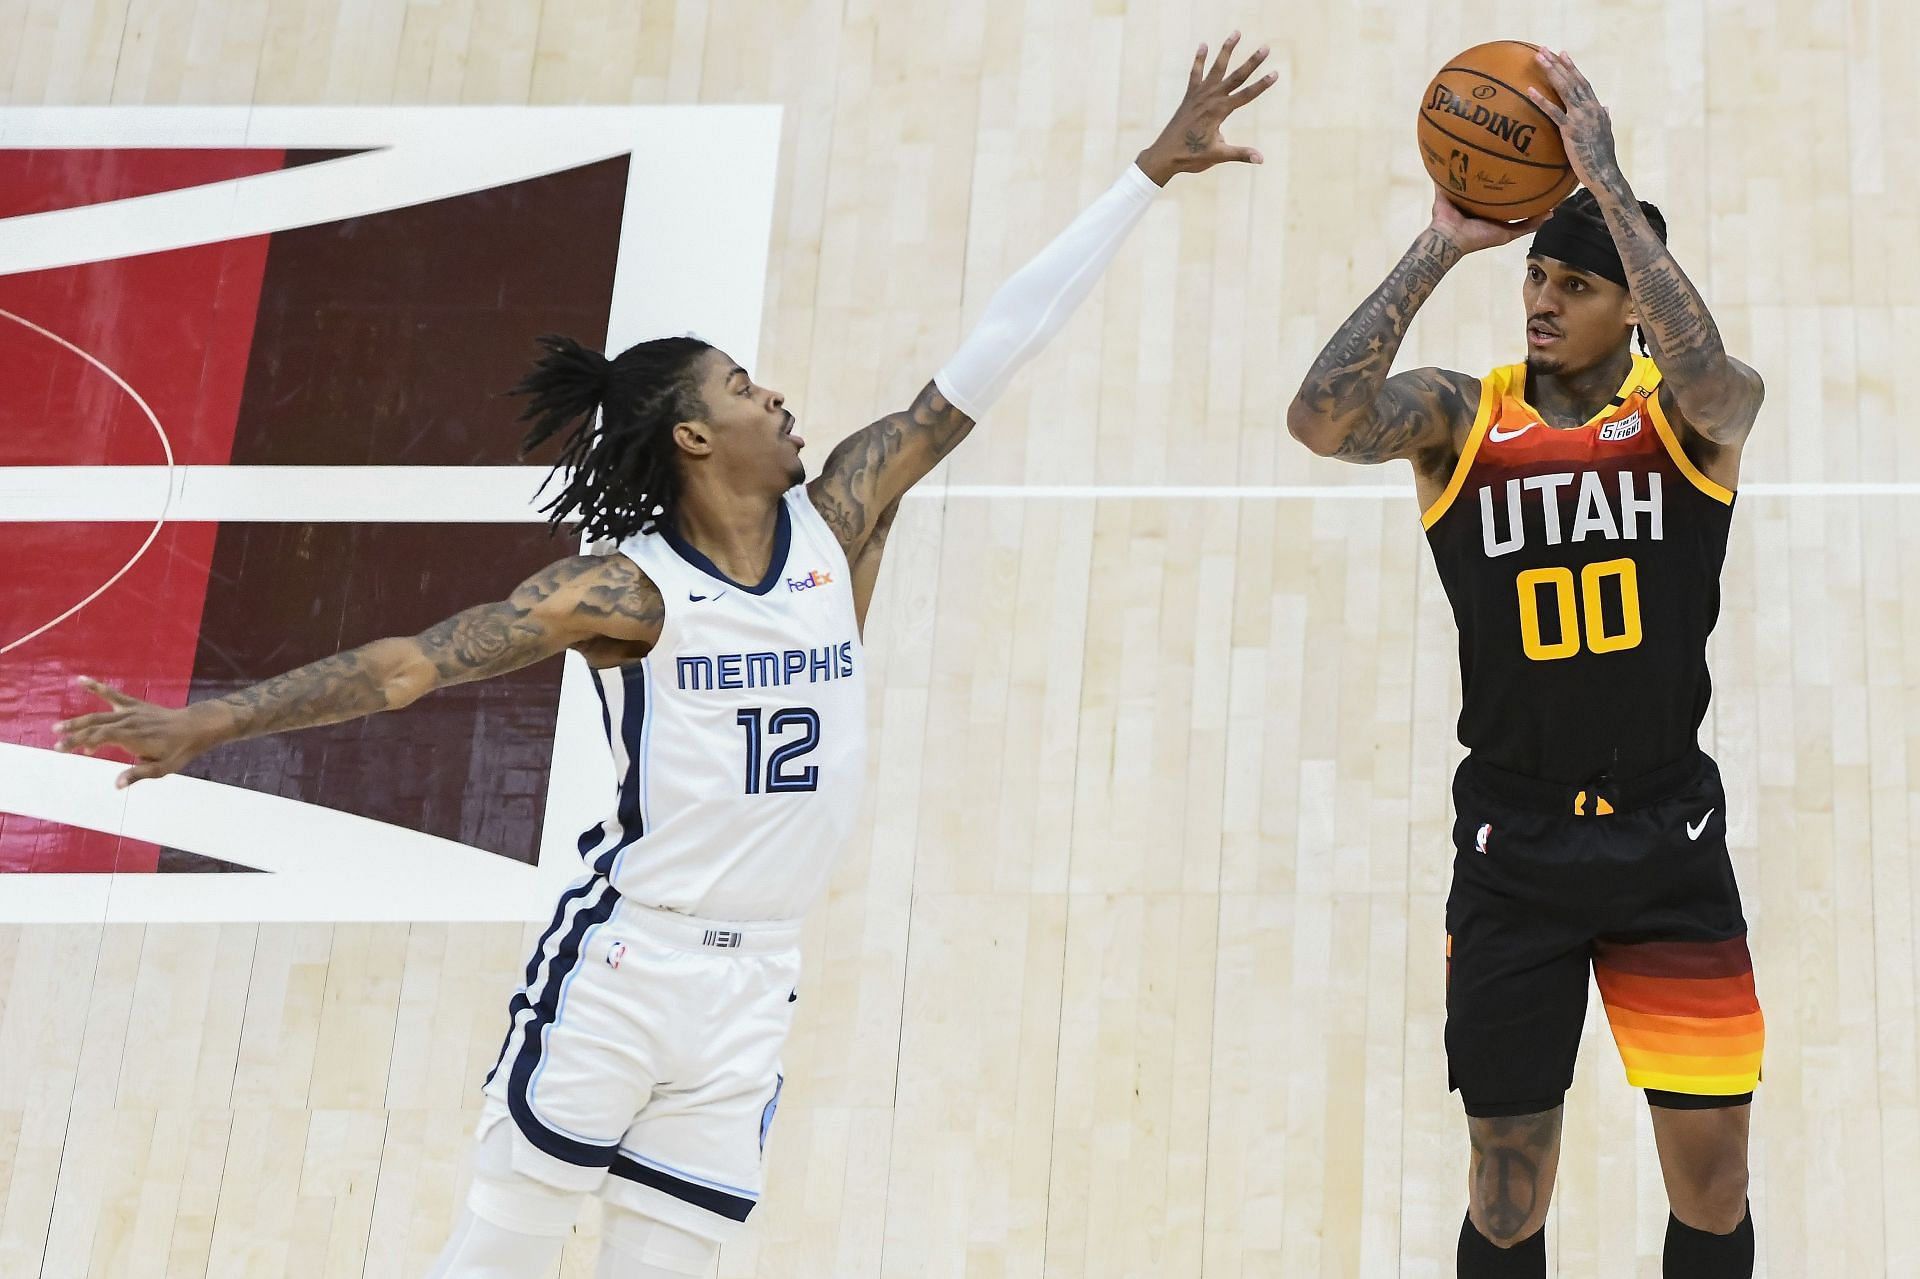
[1422,355,1735,785]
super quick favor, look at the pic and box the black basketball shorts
[1443,751,1764,1118]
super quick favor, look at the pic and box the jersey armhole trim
[1420,376,1499,530]
[1645,381,1735,505]
[787,484,856,579]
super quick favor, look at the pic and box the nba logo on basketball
[606,940,628,970]
[1475,823,1492,854]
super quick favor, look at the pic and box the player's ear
[673,419,714,457]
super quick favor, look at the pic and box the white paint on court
[2,464,1913,523]
[0,106,782,924]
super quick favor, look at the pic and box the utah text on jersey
[1420,355,1734,782]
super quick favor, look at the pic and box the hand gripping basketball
[1525,50,1621,192]
[1134,31,1276,185]
[1427,184,1549,256]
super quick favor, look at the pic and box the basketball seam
[1427,177,1574,208]
[1434,66,1559,129]
[1416,114,1569,173]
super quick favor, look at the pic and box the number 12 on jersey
[736,707,822,794]
[1516,557,1643,661]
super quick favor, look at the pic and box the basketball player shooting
[1288,50,1765,1279]
[53,36,1272,1279]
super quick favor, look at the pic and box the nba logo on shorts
[1475,823,1492,854]
[606,940,628,970]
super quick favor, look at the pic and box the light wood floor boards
[3,0,1917,1274]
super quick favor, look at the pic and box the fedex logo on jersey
[676,641,857,690]
[787,569,834,592]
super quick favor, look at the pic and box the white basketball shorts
[480,874,802,1243]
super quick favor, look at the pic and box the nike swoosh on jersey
[1686,809,1715,840]
[688,591,727,602]
[1487,422,1536,443]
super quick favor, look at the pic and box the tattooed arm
[851,495,903,634]
[1530,49,1764,451]
[807,381,973,557]
[53,554,664,787]
[809,32,1274,557]
[1290,192,1541,468]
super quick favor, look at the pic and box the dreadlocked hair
[512,333,713,543]
[1554,188,1669,355]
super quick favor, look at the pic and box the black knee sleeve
[1663,1202,1754,1279]
[1457,1212,1545,1278]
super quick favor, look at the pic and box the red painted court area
[0,148,279,872]
[1,146,625,874]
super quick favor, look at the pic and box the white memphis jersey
[580,486,868,921]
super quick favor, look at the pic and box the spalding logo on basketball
[1416,40,1578,222]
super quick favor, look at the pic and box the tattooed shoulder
[808,380,975,556]
[1656,360,1764,452]
[1332,367,1479,465]
[552,553,667,638]
[412,554,662,686]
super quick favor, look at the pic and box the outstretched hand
[54,677,216,788]
[1135,32,1276,186]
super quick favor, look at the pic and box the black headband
[1529,206,1627,287]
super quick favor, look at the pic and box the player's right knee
[1466,1108,1563,1247]
[466,1166,585,1238]
[1467,1201,1548,1250]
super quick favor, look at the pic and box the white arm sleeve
[933,163,1160,421]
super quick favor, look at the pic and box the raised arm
[1289,192,1541,468]
[809,31,1276,556]
[850,495,903,634]
[1528,50,1764,450]
[54,553,663,787]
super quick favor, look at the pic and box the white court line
[938,481,1920,499]
[0,743,568,922]
[0,313,174,653]
[2,466,1918,523]
[0,106,783,283]
[0,104,786,924]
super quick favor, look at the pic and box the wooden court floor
[3,0,1918,1274]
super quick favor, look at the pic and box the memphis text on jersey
[675,643,858,691]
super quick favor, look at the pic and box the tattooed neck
[1525,347,1634,428]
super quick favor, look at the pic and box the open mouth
[1526,325,1561,348]
[781,412,805,448]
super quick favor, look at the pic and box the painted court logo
[787,569,834,592]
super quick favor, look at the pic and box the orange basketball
[1416,40,1577,221]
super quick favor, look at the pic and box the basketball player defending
[53,37,1271,1279]
[1288,52,1763,1279]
